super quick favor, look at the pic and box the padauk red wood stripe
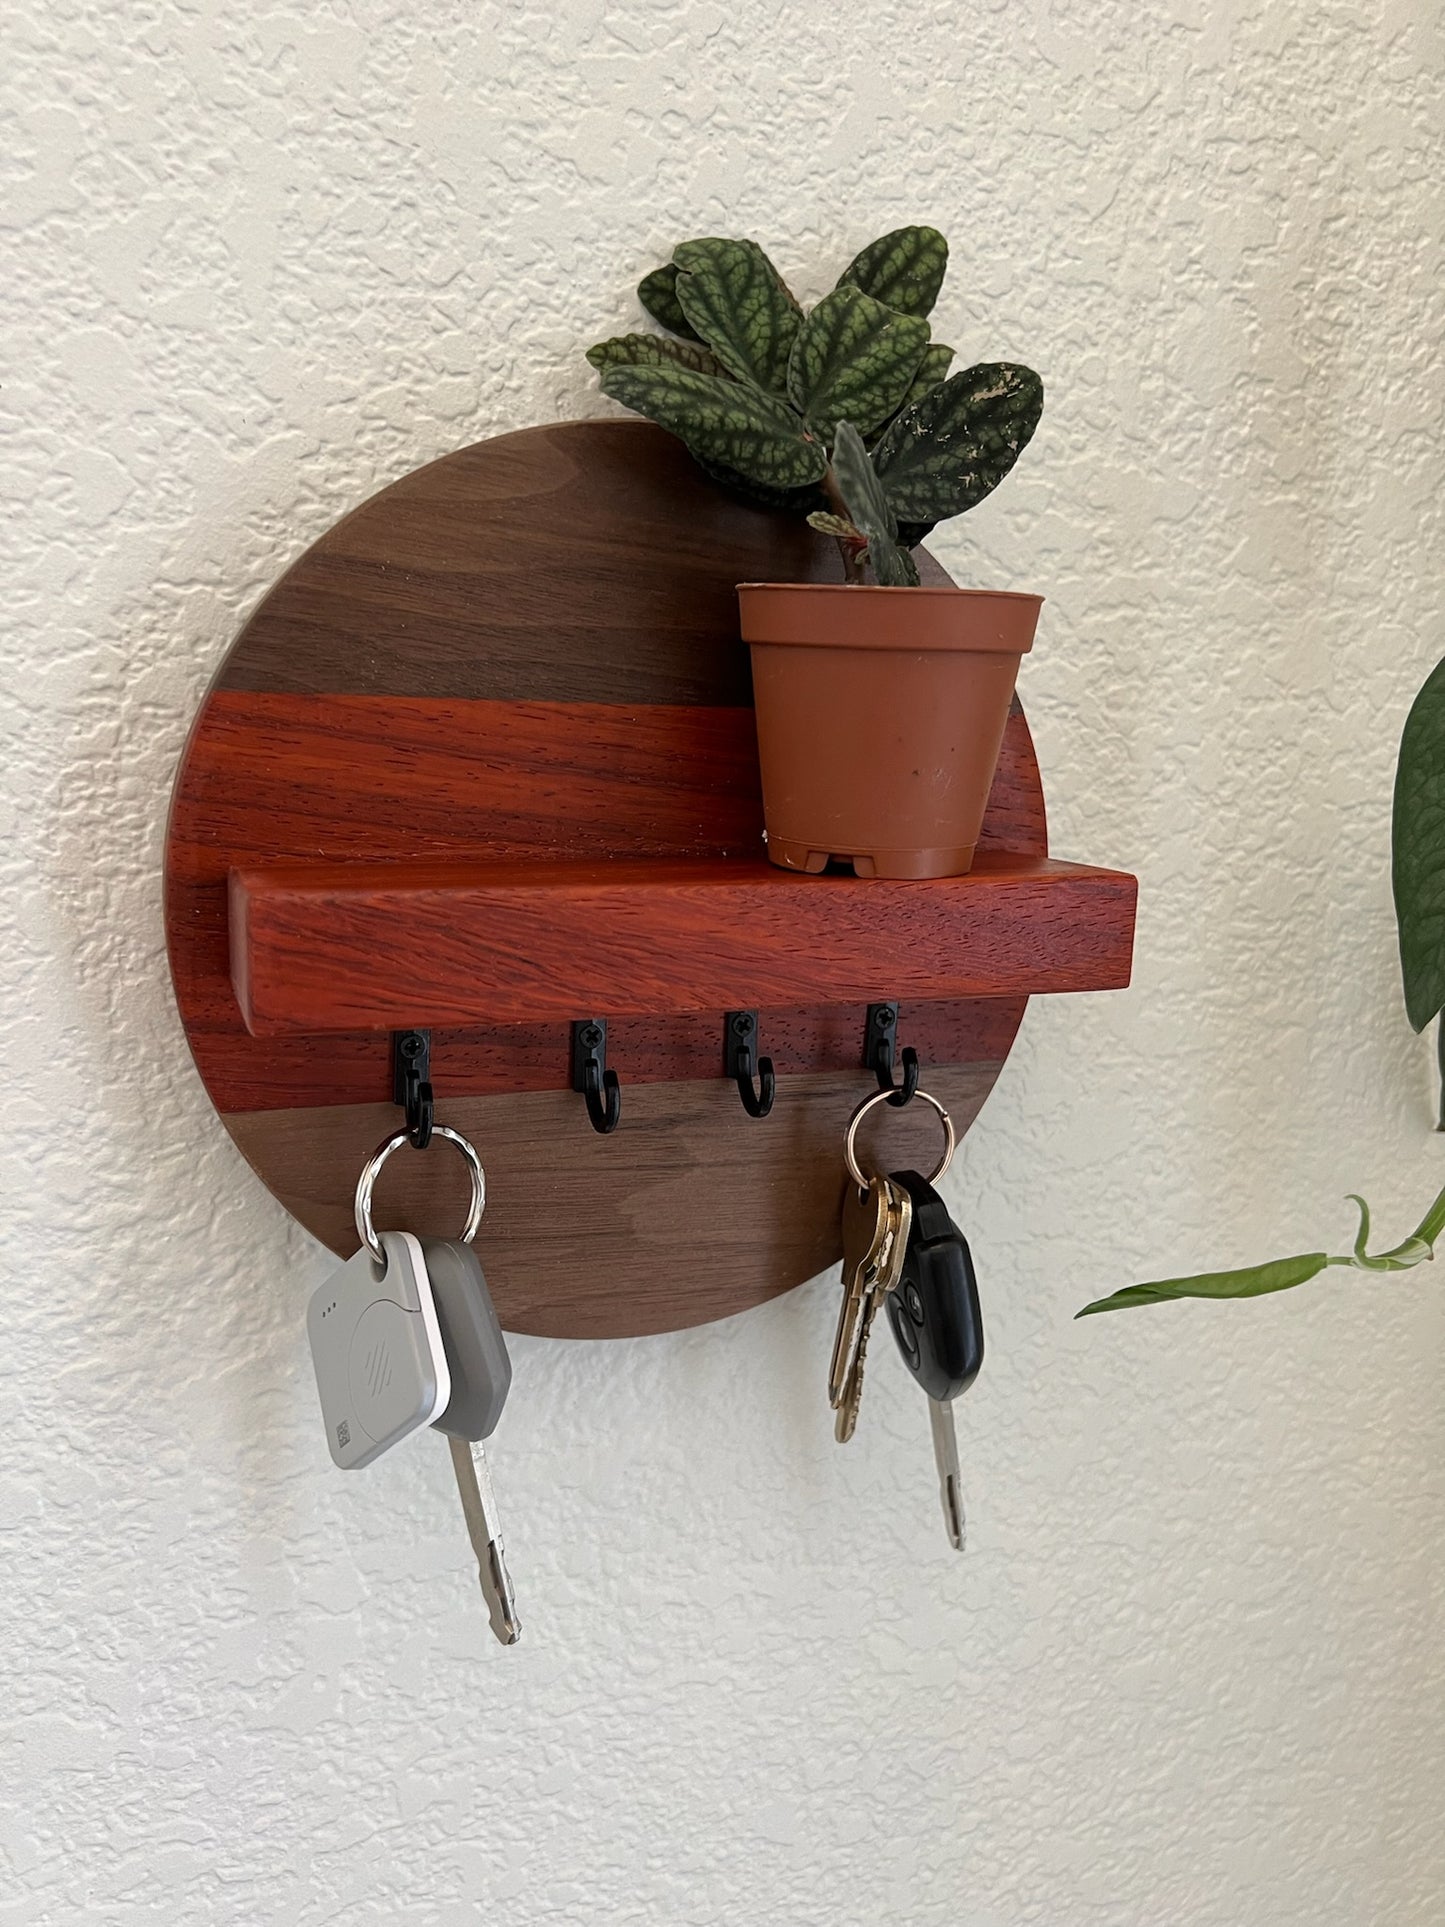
[230,853,1137,1036]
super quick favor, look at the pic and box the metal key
[834,1178,913,1443]
[424,1237,521,1646]
[829,1176,891,1410]
[885,1170,983,1551]
[928,1399,966,1552]
[447,1436,521,1645]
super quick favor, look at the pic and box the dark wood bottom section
[225,1065,1002,1339]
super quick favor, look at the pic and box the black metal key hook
[571,1019,622,1134]
[392,1029,435,1148]
[864,1002,920,1108]
[724,1009,776,1119]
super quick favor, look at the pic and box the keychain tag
[307,1230,451,1470]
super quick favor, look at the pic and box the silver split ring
[354,1124,486,1267]
[843,1087,955,1193]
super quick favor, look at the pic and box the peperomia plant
[1078,655,1445,1317]
[586,229,1043,586]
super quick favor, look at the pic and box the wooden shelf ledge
[229,853,1137,1037]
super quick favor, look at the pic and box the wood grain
[230,853,1136,1034]
[215,421,841,705]
[162,418,1130,1336]
[223,1068,1005,1339]
[176,1001,1027,1115]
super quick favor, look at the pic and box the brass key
[829,1177,891,1410]
[835,1178,912,1444]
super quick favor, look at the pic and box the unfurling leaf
[586,333,722,375]
[672,238,802,396]
[786,286,929,438]
[874,362,1044,520]
[637,264,704,341]
[598,363,827,489]
[1392,652,1445,1031]
[1076,1252,1331,1318]
[836,226,949,318]
[831,421,920,588]
[900,341,954,408]
[807,511,865,541]
[831,419,895,537]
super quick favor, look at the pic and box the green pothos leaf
[836,226,949,318]
[637,263,704,341]
[1393,653,1445,1031]
[586,333,722,375]
[873,362,1044,521]
[672,238,802,396]
[1078,1177,1445,1317]
[600,362,827,489]
[1076,1252,1332,1318]
[786,286,929,438]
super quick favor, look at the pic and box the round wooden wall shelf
[166,420,1130,1340]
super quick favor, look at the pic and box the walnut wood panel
[215,421,844,705]
[230,853,1136,1034]
[222,1068,1003,1339]
[179,1001,1026,1115]
[161,418,1122,1336]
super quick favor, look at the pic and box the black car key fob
[885,1169,984,1402]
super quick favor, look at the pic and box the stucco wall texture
[4,3,1444,1922]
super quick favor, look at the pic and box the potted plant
[587,228,1044,879]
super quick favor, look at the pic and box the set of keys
[830,1088,985,1551]
[301,1076,980,1633]
[305,1125,522,1646]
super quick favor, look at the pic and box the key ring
[354,1124,486,1267]
[843,1086,955,1193]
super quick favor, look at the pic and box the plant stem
[1388,1173,1445,1260]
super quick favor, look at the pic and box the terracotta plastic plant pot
[737,583,1043,879]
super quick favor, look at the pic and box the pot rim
[737,581,1044,605]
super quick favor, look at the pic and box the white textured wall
[4,3,1444,1922]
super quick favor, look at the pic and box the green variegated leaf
[900,341,954,407]
[832,419,896,537]
[586,333,722,375]
[672,238,802,395]
[1393,653,1445,1031]
[873,362,1044,521]
[637,264,704,341]
[807,511,865,540]
[786,286,929,438]
[696,457,825,516]
[836,226,949,318]
[1076,1252,1331,1318]
[831,420,919,587]
[600,363,826,489]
